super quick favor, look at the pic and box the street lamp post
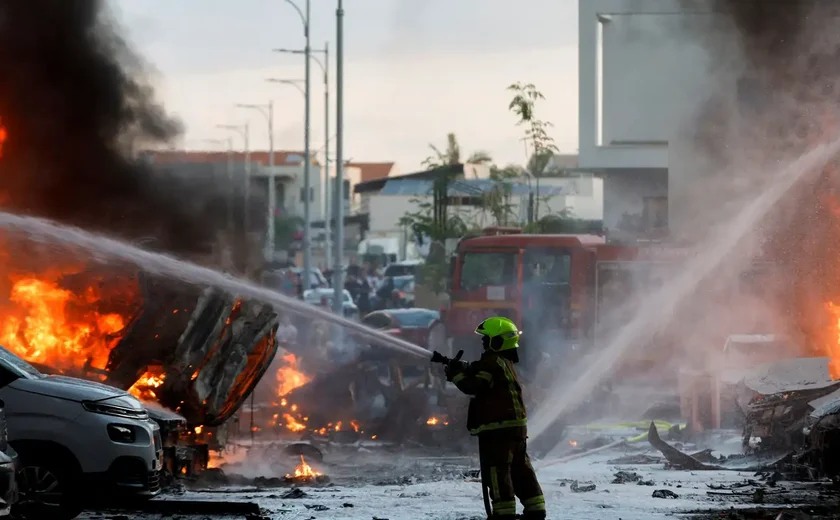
[333,0,345,315]
[235,102,275,261]
[282,0,313,291]
[274,43,331,270]
[217,123,251,233]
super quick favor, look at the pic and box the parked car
[375,275,415,309]
[360,308,445,352]
[291,267,329,290]
[0,400,17,517]
[0,345,161,519]
[303,288,359,321]
[383,260,423,278]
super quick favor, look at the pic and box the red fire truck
[441,228,779,376]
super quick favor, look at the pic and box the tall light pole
[217,123,251,235]
[236,102,275,261]
[274,43,331,267]
[332,0,345,315]
[282,0,313,291]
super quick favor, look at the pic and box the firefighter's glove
[444,361,465,382]
[444,363,458,382]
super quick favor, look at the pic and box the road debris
[652,489,679,499]
[570,480,597,493]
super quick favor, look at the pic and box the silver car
[303,288,359,320]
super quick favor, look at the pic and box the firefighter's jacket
[449,351,527,435]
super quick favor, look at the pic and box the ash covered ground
[77,427,838,520]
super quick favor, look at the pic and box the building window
[300,187,315,202]
[343,180,350,200]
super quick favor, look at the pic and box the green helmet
[475,316,521,351]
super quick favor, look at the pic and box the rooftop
[142,150,319,166]
[378,178,564,197]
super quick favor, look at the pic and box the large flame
[0,276,131,372]
[286,455,322,479]
[824,301,840,379]
[276,353,311,397]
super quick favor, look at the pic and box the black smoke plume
[0,0,239,256]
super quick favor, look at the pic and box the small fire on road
[285,454,327,484]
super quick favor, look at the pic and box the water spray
[529,135,840,440]
[0,212,432,361]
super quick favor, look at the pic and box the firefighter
[444,317,546,520]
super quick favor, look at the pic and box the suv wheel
[13,450,82,520]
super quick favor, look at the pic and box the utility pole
[332,0,345,315]
[217,123,250,233]
[282,0,313,291]
[273,44,330,269]
[323,43,331,266]
[236,102,275,260]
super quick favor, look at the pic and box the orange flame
[426,416,449,426]
[0,121,7,158]
[276,353,311,397]
[1,277,130,372]
[286,455,322,479]
[128,371,165,400]
[824,302,840,379]
[284,413,306,432]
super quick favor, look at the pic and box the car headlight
[82,400,149,420]
[107,424,137,444]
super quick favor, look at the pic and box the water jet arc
[0,212,432,361]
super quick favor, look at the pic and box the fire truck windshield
[458,251,518,290]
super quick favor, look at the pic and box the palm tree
[423,132,492,169]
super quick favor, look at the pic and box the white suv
[0,346,161,519]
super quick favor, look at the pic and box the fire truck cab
[442,229,610,369]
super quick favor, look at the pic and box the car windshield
[392,276,414,289]
[385,263,418,277]
[459,251,518,291]
[392,311,438,328]
[0,344,42,379]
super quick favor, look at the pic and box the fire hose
[272,294,432,360]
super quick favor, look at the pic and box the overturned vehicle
[23,268,280,476]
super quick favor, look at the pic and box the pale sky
[113,0,579,172]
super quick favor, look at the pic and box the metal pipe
[323,42,331,268]
[302,0,313,291]
[268,101,275,261]
[332,0,345,314]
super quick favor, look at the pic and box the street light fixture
[201,138,235,230]
[274,45,332,265]
[281,0,313,292]
[333,0,345,315]
[235,103,275,261]
[217,123,251,237]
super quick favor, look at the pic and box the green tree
[507,82,561,220]
[273,214,303,250]
[423,132,492,169]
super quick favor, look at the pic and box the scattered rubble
[612,471,643,484]
[652,489,679,499]
[570,480,597,493]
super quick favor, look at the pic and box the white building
[579,0,719,239]
[360,172,603,238]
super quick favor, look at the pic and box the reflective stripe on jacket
[450,351,527,435]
